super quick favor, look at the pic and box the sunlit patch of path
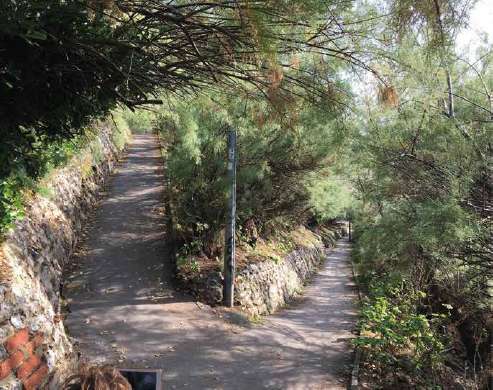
[65,134,358,390]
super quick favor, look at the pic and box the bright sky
[456,0,493,55]
[350,0,492,99]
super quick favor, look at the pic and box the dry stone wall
[235,245,326,316]
[0,121,129,389]
[183,226,347,317]
[235,225,347,316]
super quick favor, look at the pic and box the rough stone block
[4,330,28,354]
[0,359,11,381]
[21,364,48,390]
[16,354,42,380]
[6,351,24,372]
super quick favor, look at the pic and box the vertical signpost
[223,128,237,307]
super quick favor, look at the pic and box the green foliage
[0,170,30,230]
[351,53,491,274]
[349,21,492,385]
[0,0,123,179]
[307,174,353,222]
[355,275,445,383]
[1,2,488,386]
[110,112,132,151]
[0,0,366,185]
[176,239,204,279]
[0,118,129,238]
[176,255,201,279]
[0,136,83,235]
[156,90,349,252]
[389,0,474,51]
[123,110,154,134]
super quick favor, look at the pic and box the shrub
[122,110,154,134]
[155,92,351,253]
[354,275,446,387]
[0,118,129,238]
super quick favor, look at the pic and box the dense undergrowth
[0,113,130,238]
[349,43,492,389]
[153,91,352,269]
[1,0,491,388]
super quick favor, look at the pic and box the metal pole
[223,128,237,307]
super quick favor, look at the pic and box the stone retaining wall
[182,225,347,317]
[235,224,347,316]
[235,244,326,316]
[0,120,130,389]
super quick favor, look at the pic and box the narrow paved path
[65,134,358,390]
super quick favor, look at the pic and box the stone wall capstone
[0,121,129,389]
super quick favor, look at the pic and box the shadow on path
[65,135,358,390]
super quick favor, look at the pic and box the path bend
[65,134,358,390]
